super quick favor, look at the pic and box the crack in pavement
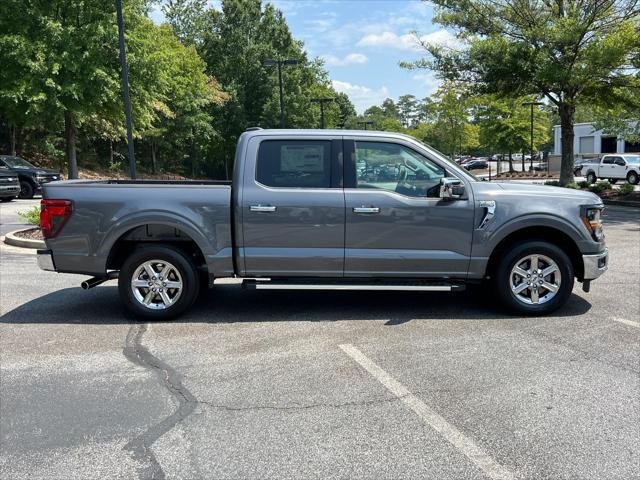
[122,323,197,480]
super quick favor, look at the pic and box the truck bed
[42,179,234,277]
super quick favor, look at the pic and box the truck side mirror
[440,177,465,199]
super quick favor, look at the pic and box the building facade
[553,121,640,157]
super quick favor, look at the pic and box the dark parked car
[0,155,60,199]
[463,160,488,170]
[0,169,20,202]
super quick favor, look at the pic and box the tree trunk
[521,150,525,172]
[558,102,576,186]
[109,140,114,166]
[151,140,157,173]
[64,110,78,179]
[9,125,17,156]
[508,151,514,172]
[190,128,197,178]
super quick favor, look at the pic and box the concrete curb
[603,199,640,208]
[3,229,46,249]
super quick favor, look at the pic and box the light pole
[262,58,298,128]
[357,120,374,130]
[116,0,136,179]
[311,97,333,129]
[522,101,544,171]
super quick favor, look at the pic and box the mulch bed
[14,227,44,240]
[598,190,640,203]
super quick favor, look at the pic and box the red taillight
[40,199,73,239]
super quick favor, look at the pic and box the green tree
[474,95,549,170]
[404,0,640,184]
[397,94,419,127]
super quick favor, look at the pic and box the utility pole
[357,120,374,130]
[116,0,136,179]
[522,101,544,171]
[311,97,334,129]
[262,58,298,128]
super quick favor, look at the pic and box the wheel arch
[485,226,584,281]
[101,214,214,274]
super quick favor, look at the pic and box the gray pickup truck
[38,129,608,319]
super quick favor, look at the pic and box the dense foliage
[0,0,355,179]
[404,0,640,184]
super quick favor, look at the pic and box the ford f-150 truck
[37,129,609,319]
[577,154,640,185]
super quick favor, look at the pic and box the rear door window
[256,140,332,188]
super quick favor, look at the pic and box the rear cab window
[256,140,332,188]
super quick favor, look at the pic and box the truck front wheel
[627,171,639,185]
[118,245,200,320]
[494,241,574,315]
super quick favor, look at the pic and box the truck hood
[475,181,602,204]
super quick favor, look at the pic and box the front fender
[474,213,588,258]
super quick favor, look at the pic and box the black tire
[608,179,617,185]
[118,245,200,320]
[586,172,597,184]
[627,171,639,185]
[0,196,14,202]
[493,241,574,316]
[19,180,34,199]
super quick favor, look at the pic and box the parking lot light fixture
[262,58,298,128]
[522,101,544,171]
[311,97,334,129]
[357,120,374,130]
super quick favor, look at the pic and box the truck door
[342,138,475,278]
[611,156,627,178]
[240,136,345,277]
[600,156,614,177]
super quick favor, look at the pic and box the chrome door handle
[353,207,380,214]
[250,205,277,212]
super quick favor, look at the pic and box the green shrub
[577,181,589,189]
[18,206,41,226]
[589,180,612,194]
[618,183,635,196]
[565,182,580,189]
[545,180,560,186]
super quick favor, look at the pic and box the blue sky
[150,0,452,113]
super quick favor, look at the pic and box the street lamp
[115,0,136,179]
[522,101,544,171]
[262,58,298,128]
[310,97,333,129]
[357,120,374,130]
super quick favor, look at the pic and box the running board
[243,280,465,292]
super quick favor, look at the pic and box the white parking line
[339,343,515,480]
[612,317,640,328]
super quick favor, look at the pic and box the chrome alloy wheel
[131,260,183,310]
[510,254,561,305]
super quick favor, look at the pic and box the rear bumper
[582,248,608,280]
[37,249,56,272]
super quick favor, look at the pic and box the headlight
[582,207,604,241]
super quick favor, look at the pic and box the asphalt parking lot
[1,199,638,480]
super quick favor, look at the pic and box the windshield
[2,156,35,169]
[625,155,640,163]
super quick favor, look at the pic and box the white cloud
[322,53,369,67]
[411,73,441,96]
[357,29,459,52]
[332,80,390,114]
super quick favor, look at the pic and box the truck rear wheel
[494,241,574,316]
[118,245,200,320]
[586,172,597,184]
